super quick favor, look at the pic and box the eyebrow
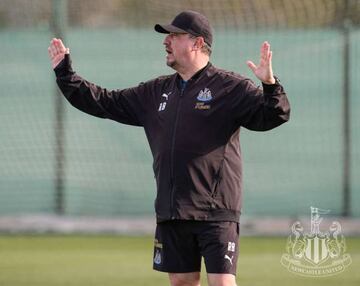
[169,32,188,36]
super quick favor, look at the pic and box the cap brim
[154,24,188,34]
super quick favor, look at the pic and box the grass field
[0,235,359,286]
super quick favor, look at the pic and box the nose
[163,34,171,46]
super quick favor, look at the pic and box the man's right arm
[48,38,145,126]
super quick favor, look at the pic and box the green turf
[0,236,359,285]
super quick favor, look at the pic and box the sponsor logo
[195,102,210,110]
[224,254,234,265]
[195,88,212,110]
[158,92,171,112]
[154,239,163,249]
[280,206,352,277]
[161,92,171,101]
[153,239,163,265]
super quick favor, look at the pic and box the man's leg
[153,221,202,284]
[168,272,201,286]
[207,273,237,286]
[197,222,240,286]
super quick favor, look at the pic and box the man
[48,10,290,286]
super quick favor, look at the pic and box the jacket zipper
[169,88,184,219]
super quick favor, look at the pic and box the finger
[65,48,70,54]
[268,51,273,70]
[55,39,67,53]
[262,41,271,62]
[246,60,257,73]
[48,46,54,58]
[49,41,58,57]
[261,42,267,61]
[50,43,58,57]
[54,40,63,54]
[50,38,58,53]
[50,38,57,50]
[51,38,61,54]
[266,42,272,61]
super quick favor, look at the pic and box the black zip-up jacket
[54,54,290,223]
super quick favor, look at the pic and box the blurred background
[1,0,359,223]
[0,1,359,285]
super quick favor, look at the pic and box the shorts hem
[153,267,201,273]
[206,270,237,276]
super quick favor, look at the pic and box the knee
[207,273,237,286]
[169,273,200,286]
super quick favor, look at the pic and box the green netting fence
[0,0,359,217]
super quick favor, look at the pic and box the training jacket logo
[224,254,234,265]
[197,88,212,102]
[158,92,171,112]
[161,92,171,101]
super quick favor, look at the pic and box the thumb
[65,48,70,54]
[246,60,257,73]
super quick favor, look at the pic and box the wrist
[54,54,73,77]
[262,76,276,85]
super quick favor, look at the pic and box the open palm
[48,38,69,69]
[247,41,275,84]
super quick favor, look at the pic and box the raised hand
[246,41,276,84]
[48,38,69,69]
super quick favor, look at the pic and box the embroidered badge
[196,88,212,102]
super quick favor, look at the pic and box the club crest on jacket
[197,88,212,102]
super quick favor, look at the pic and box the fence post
[341,0,351,217]
[51,0,68,215]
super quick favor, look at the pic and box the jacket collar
[174,62,212,89]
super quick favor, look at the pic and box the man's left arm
[232,78,290,131]
[231,41,290,131]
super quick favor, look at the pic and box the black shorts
[153,220,239,275]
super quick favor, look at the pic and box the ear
[192,37,205,51]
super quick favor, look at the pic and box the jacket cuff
[54,54,73,77]
[262,76,282,93]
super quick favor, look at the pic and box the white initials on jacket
[228,241,235,252]
[158,92,171,111]
[158,102,167,111]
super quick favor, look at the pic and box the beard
[166,57,178,70]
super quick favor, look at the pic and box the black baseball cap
[154,10,213,47]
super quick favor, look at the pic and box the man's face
[163,33,195,70]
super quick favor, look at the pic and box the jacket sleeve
[54,54,147,126]
[230,78,290,131]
